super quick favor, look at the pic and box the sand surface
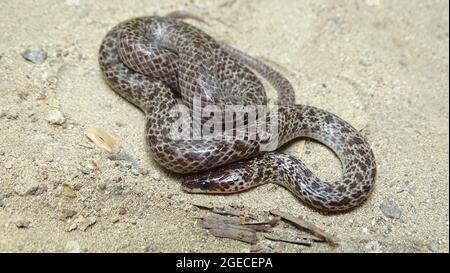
[0,0,448,253]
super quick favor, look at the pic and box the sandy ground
[0,0,448,253]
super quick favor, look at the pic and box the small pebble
[118,207,127,215]
[113,185,124,195]
[107,153,135,163]
[62,123,74,130]
[0,196,4,208]
[78,166,91,175]
[33,132,50,142]
[59,209,77,220]
[371,218,376,226]
[144,245,157,253]
[15,219,31,229]
[378,159,389,168]
[130,168,140,176]
[41,172,49,181]
[4,161,12,169]
[365,240,382,253]
[73,182,82,191]
[112,176,122,183]
[34,185,48,196]
[380,199,402,219]
[17,90,29,100]
[98,182,107,191]
[65,241,81,253]
[65,0,80,6]
[46,109,65,125]
[339,242,356,253]
[427,242,439,253]
[53,180,61,190]
[192,1,208,9]
[65,215,96,232]
[14,179,40,196]
[22,49,47,64]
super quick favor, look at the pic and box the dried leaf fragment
[61,182,76,198]
[197,215,258,244]
[208,227,258,244]
[84,127,119,153]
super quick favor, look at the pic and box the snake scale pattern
[99,16,376,212]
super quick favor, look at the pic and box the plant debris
[84,127,119,153]
[264,234,313,246]
[193,203,258,219]
[195,204,339,248]
[65,215,96,232]
[197,214,259,244]
[270,209,338,245]
[61,182,76,198]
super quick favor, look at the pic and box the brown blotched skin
[99,16,376,212]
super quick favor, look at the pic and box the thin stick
[270,209,338,245]
[193,203,258,219]
[242,216,280,227]
[264,235,312,247]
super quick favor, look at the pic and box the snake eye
[200,181,209,189]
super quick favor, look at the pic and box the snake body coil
[99,16,376,211]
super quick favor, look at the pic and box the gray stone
[65,241,81,253]
[365,240,383,253]
[113,185,123,195]
[46,109,65,125]
[14,179,40,196]
[144,245,158,253]
[65,0,80,6]
[34,185,48,195]
[22,49,47,64]
[15,219,31,229]
[339,242,356,253]
[98,182,107,191]
[380,198,401,219]
[427,242,439,253]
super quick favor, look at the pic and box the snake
[98,16,376,212]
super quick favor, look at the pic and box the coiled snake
[99,16,376,212]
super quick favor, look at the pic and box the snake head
[181,173,224,194]
[181,170,244,194]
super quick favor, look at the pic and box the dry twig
[270,209,338,245]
